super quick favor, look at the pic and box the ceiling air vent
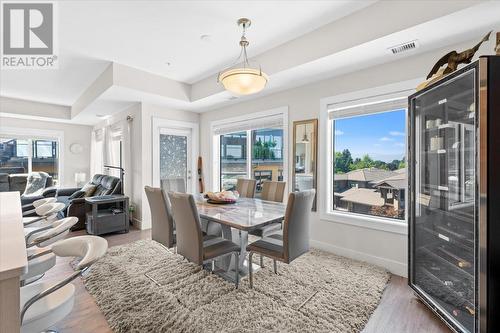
[388,40,419,55]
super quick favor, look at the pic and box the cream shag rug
[83,240,389,333]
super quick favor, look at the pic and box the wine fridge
[408,56,500,333]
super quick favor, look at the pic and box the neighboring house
[374,172,407,211]
[336,187,385,214]
[334,167,406,219]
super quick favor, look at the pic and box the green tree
[253,138,277,160]
[334,149,353,173]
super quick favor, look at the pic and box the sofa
[0,173,54,205]
[55,174,122,230]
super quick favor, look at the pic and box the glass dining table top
[193,194,286,231]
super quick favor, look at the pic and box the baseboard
[310,239,407,277]
[131,217,143,230]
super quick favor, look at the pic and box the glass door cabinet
[409,56,500,333]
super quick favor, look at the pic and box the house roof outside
[334,168,397,183]
[374,170,407,190]
[338,188,385,206]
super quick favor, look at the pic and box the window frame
[210,107,288,193]
[319,81,419,235]
[0,126,64,184]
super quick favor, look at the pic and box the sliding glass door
[0,137,59,183]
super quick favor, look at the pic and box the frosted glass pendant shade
[219,68,268,95]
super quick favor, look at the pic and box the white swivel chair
[20,236,108,333]
[21,217,78,286]
[23,202,65,228]
[23,198,57,216]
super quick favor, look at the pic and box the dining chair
[161,177,186,193]
[236,178,257,198]
[144,186,176,249]
[161,177,222,237]
[22,197,57,216]
[247,189,315,288]
[20,236,108,333]
[21,217,79,286]
[22,202,65,228]
[249,181,287,267]
[168,192,241,287]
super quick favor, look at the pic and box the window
[213,109,287,195]
[251,128,284,194]
[0,137,60,183]
[219,128,284,195]
[220,132,247,191]
[329,98,407,222]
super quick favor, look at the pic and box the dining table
[193,194,286,280]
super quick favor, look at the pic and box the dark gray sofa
[55,174,122,230]
[0,173,55,205]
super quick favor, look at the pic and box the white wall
[94,102,200,227]
[199,39,494,277]
[139,103,200,229]
[0,115,92,187]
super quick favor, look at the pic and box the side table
[85,195,129,235]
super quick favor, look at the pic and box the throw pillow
[68,190,86,200]
[23,172,49,196]
[81,183,97,197]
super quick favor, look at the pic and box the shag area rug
[83,240,389,333]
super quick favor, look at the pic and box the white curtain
[103,119,132,198]
[90,128,105,177]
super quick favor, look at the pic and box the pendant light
[301,124,310,143]
[218,18,268,95]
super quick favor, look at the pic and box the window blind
[328,89,412,120]
[213,114,283,136]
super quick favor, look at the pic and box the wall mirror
[292,119,318,210]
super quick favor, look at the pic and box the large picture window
[0,137,60,183]
[329,97,408,222]
[220,128,283,196]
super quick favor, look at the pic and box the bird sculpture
[496,32,500,55]
[426,31,492,80]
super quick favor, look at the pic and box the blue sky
[334,109,406,162]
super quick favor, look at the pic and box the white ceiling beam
[0,96,71,120]
[71,63,114,118]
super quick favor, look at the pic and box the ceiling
[0,0,372,105]
[1,0,499,125]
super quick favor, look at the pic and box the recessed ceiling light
[96,114,110,119]
[200,34,211,41]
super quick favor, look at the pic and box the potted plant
[128,204,135,224]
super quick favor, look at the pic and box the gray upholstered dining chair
[145,186,176,249]
[161,178,222,237]
[249,181,287,267]
[247,189,315,288]
[161,177,186,194]
[236,178,257,198]
[20,236,108,333]
[168,192,241,287]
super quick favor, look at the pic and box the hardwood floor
[46,227,451,333]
